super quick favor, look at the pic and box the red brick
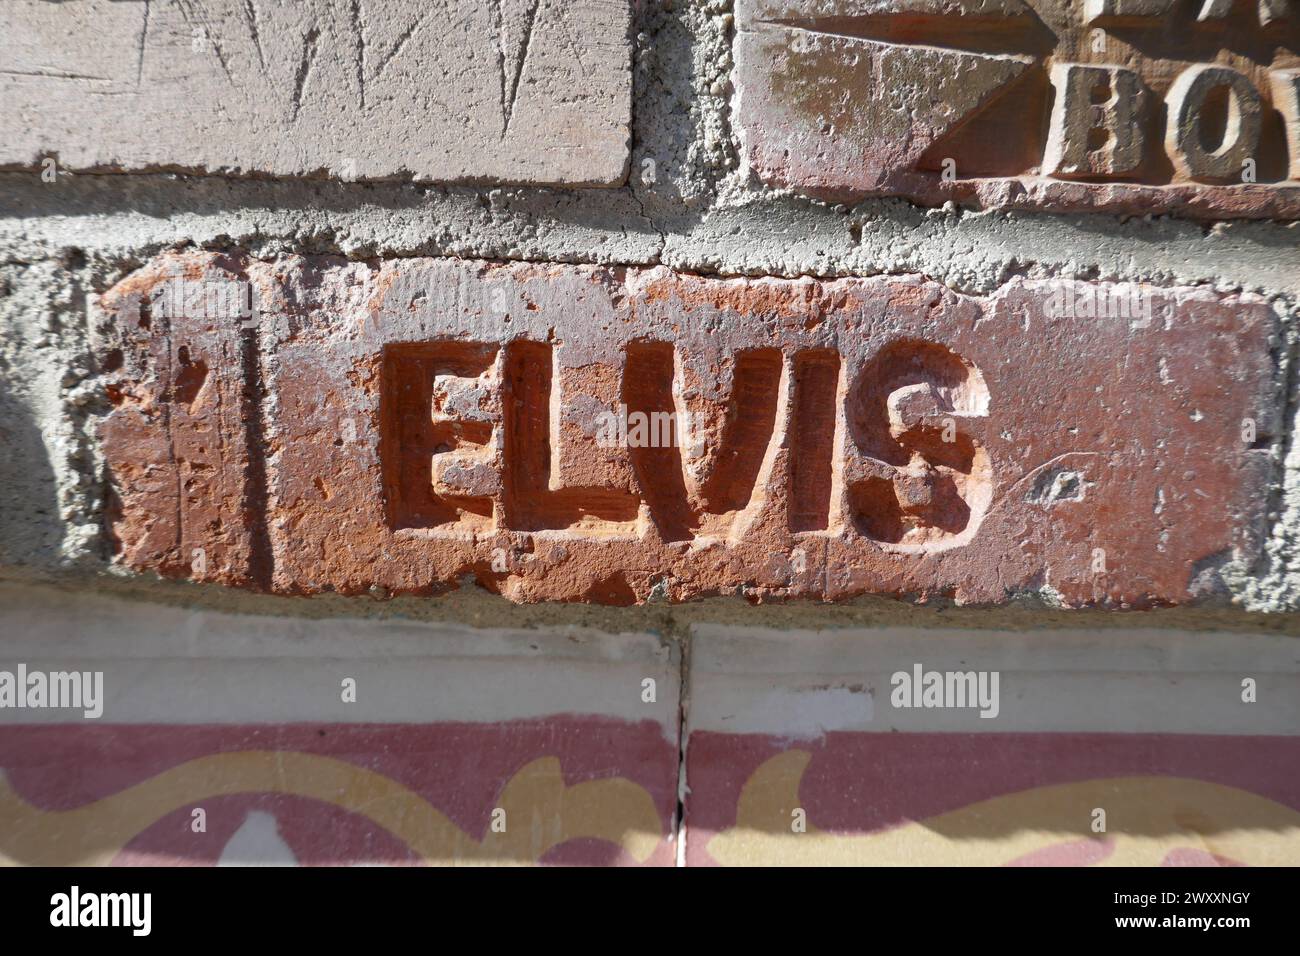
[100,253,263,588]
[101,254,1278,607]
[733,0,1300,218]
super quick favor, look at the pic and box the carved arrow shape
[743,0,1051,180]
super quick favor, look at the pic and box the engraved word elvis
[381,339,993,550]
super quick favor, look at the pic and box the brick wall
[0,0,1297,867]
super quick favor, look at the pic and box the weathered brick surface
[0,0,631,186]
[99,253,261,588]
[100,254,1277,607]
[734,0,1300,217]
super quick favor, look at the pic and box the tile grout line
[673,629,691,867]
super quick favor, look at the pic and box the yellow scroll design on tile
[0,752,661,866]
[708,750,1300,866]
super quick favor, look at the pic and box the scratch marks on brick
[135,0,152,86]
[288,26,321,125]
[0,69,109,82]
[349,0,367,110]
[495,0,542,138]
[554,5,590,79]
[370,10,432,83]
[176,0,236,89]
[242,0,266,76]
